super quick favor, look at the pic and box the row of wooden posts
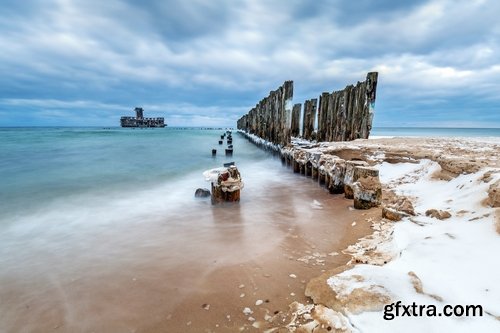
[212,131,233,156]
[237,72,378,145]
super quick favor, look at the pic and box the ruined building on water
[120,107,166,128]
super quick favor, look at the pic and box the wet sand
[149,195,379,332]
[0,165,379,332]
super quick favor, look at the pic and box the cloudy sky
[1,0,499,127]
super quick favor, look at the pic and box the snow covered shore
[330,159,500,332]
[260,136,500,332]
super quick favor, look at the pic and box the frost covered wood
[204,165,244,205]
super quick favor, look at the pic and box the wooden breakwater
[236,81,294,147]
[237,72,378,145]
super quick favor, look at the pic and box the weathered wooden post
[317,92,329,142]
[204,165,244,205]
[352,165,381,209]
[344,161,369,199]
[290,103,302,138]
[302,98,317,141]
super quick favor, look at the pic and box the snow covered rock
[305,267,392,315]
[194,188,210,198]
[488,179,500,207]
[425,208,452,220]
[382,195,415,221]
[382,206,407,221]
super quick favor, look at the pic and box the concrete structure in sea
[120,107,166,128]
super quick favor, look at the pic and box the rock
[353,176,382,209]
[488,180,500,207]
[194,188,210,198]
[382,195,415,221]
[425,209,452,220]
[397,197,415,216]
[382,206,406,221]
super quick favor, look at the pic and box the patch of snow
[329,161,500,331]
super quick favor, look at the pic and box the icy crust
[319,160,500,332]
[264,302,357,333]
[204,165,244,193]
[203,167,227,182]
[239,130,283,152]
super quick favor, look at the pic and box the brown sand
[144,196,379,332]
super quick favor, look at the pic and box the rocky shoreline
[239,131,500,332]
